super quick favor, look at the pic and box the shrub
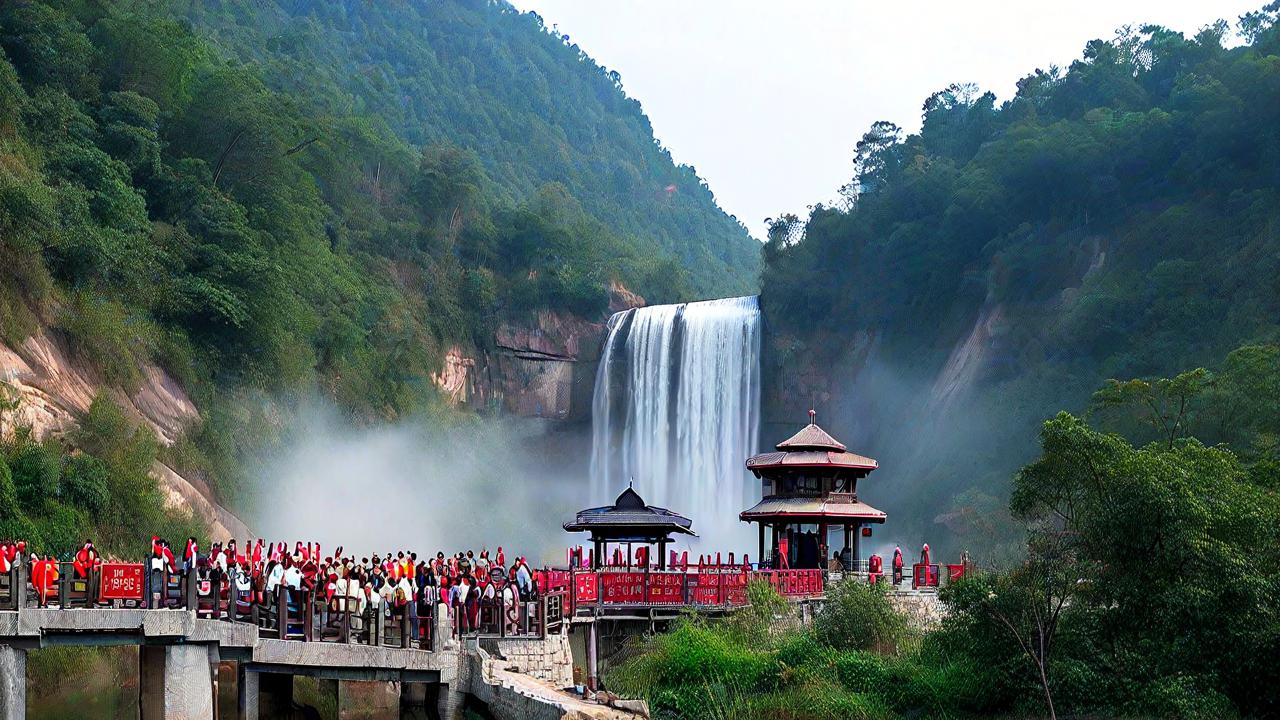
[60,454,110,513]
[55,292,153,392]
[0,454,16,513]
[7,436,61,511]
[813,579,910,652]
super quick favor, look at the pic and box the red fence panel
[646,571,685,605]
[723,572,749,606]
[573,572,598,605]
[687,572,722,605]
[599,571,647,605]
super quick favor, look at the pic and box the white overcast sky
[509,1,1261,239]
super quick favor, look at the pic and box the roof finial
[628,477,634,489]
[809,408,816,425]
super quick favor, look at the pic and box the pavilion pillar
[586,621,599,691]
[818,523,828,569]
[757,524,765,570]
[843,525,852,570]
[0,645,25,720]
[851,524,862,567]
[770,524,780,569]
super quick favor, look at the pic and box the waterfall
[590,296,762,547]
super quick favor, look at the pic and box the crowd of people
[1,536,546,638]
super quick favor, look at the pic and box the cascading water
[590,296,762,547]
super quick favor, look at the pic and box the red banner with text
[98,563,145,601]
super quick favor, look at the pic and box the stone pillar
[433,603,453,652]
[586,621,599,691]
[337,680,400,720]
[140,644,215,720]
[0,645,26,720]
[236,664,259,720]
[257,672,292,719]
[435,683,465,720]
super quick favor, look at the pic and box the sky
[510,1,1261,239]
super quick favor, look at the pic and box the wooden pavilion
[563,485,696,570]
[740,411,887,570]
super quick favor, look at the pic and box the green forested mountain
[174,0,759,297]
[761,12,1280,548]
[0,0,756,541]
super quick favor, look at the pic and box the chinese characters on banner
[98,563,145,601]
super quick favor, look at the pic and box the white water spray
[590,296,762,547]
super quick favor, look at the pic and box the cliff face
[434,285,645,422]
[0,329,250,539]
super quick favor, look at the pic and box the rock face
[0,329,198,444]
[435,286,645,422]
[0,328,251,538]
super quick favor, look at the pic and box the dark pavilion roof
[564,486,696,538]
[746,411,879,472]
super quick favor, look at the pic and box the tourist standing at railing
[514,558,533,600]
[501,576,519,635]
[30,554,58,606]
[73,540,100,579]
[892,546,904,586]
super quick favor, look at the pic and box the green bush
[56,292,150,392]
[0,454,16,513]
[60,454,110,513]
[7,436,61,511]
[813,579,910,652]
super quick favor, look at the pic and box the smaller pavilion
[564,485,696,570]
[740,411,887,570]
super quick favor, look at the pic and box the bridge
[0,560,643,720]
[0,556,955,719]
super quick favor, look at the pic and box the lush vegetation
[175,0,760,298]
[0,389,202,557]
[0,0,757,512]
[760,6,1280,551]
[610,344,1280,719]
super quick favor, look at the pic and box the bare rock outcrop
[434,283,646,421]
[0,328,250,537]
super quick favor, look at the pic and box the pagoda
[564,485,696,570]
[740,411,886,570]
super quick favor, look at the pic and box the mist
[246,403,597,565]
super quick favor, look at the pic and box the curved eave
[562,521,697,537]
[738,496,887,523]
[746,452,879,472]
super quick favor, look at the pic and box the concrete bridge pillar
[0,645,25,720]
[236,664,259,720]
[140,644,214,720]
[435,683,466,720]
[336,680,400,720]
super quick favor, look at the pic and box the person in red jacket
[73,540,100,579]
[868,553,884,585]
[892,546,904,586]
[30,555,59,607]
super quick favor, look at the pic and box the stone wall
[888,591,947,632]
[464,642,644,720]
[482,632,575,689]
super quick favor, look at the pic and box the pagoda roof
[739,494,887,523]
[564,486,696,538]
[746,411,878,472]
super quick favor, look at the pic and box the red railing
[565,567,822,613]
